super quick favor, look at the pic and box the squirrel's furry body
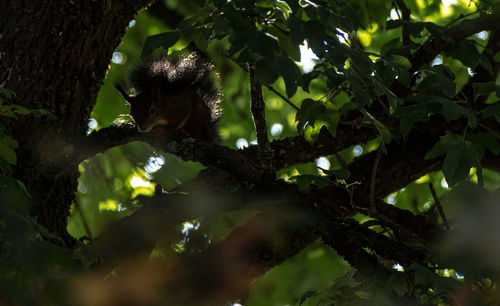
[116,50,221,142]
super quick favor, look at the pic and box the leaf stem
[428,183,450,230]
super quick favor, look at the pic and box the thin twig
[74,200,93,238]
[479,122,500,140]
[224,53,248,71]
[271,23,289,35]
[446,11,479,28]
[264,85,299,110]
[428,183,450,230]
[335,152,347,169]
[370,146,383,211]
[223,53,299,111]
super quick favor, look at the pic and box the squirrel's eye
[150,106,157,115]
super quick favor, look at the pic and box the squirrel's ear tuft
[114,83,135,105]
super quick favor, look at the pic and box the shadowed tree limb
[248,63,274,176]
[394,0,411,46]
[410,10,500,75]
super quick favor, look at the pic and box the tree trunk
[0,0,150,244]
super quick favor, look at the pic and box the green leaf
[0,107,17,119]
[0,158,12,174]
[409,263,435,286]
[286,15,306,46]
[425,133,483,186]
[291,174,330,190]
[380,38,401,56]
[9,104,30,115]
[479,55,493,75]
[295,99,326,133]
[320,168,351,180]
[248,31,279,60]
[302,71,320,92]
[349,49,374,75]
[467,132,500,156]
[299,290,317,305]
[266,27,300,62]
[141,31,180,59]
[318,7,338,33]
[191,28,211,51]
[424,133,462,160]
[277,56,302,97]
[391,54,411,69]
[396,67,411,88]
[494,51,500,63]
[423,22,443,35]
[395,104,429,137]
[374,120,392,144]
[375,60,396,86]
[30,109,56,119]
[275,0,291,18]
[417,65,456,98]
[0,87,13,99]
[223,4,252,30]
[255,58,279,84]
[444,39,479,68]
[437,98,478,128]
[386,273,409,295]
[407,22,425,37]
[354,290,371,299]
[304,21,328,57]
[442,145,474,187]
[473,82,497,97]
[213,15,230,38]
[361,108,391,144]
[483,103,500,123]
[325,69,344,89]
[347,72,370,107]
[0,136,18,165]
[228,31,250,55]
[465,141,483,186]
[177,15,200,36]
[386,20,401,30]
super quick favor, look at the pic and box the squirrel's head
[115,83,156,132]
[114,83,196,133]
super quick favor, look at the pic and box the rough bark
[0,0,152,244]
[2,1,500,305]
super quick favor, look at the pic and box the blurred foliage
[3,0,500,305]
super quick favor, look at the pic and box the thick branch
[249,63,273,175]
[79,122,378,182]
[410,11,500,74]
[459,29,500,106]
[75,123,141,163]
[94,182,319,268]
[95,181,435,304]
[395,0,411,46]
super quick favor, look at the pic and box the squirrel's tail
[129,47,222,124]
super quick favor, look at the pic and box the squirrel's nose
[136,124,151,133]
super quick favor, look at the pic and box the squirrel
[115,49,221,142]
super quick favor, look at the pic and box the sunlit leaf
[141,31,180,58]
